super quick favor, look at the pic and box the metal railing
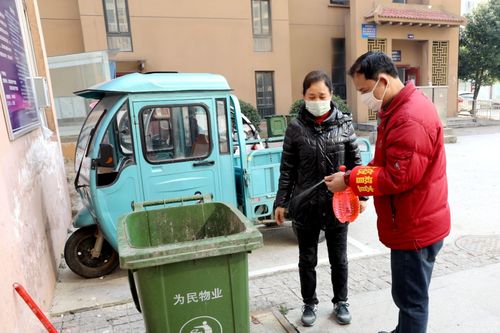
[459,99,500,120]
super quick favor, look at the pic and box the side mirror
[96,143,115,167]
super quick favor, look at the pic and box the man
[325,51,450,333]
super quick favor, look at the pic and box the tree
[458,0,500,114]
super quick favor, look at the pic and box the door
[133,99,223,204]
[405,67,420,85]
[91,98,142,248]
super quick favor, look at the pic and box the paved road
[50,124,500,332]
[247,124,500,320]
[248,235,500,312]
[249,125,500,277]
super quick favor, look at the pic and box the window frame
[95,100,135,188]
[255,71,276,117]
[251,0,273,52]
[216,98,230,155]
[329,0,350,6]
[102,0,133,52]
[139,103,212,165]
[110,100,133,155]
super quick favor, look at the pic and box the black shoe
[334,301,351,325]
[301,304,317,327]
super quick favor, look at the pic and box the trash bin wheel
[64,225,119,278]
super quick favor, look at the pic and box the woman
[274,70,367,327]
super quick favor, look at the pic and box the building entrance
[397,66,420,85]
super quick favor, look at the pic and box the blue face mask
[305,100,331,117]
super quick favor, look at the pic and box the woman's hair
[302,70,333,95]
[348,51,398,80]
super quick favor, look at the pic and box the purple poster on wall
[0,0,38,139]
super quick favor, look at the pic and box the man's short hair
[348,51,398,80]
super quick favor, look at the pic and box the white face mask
[360,78,389,111]
[305,100,331,117]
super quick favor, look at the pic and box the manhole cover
[455,235,500,255]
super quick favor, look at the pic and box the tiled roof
[365,6,466,25]
[380,7,463,22]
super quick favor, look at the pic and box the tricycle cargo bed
[234,147,282,223]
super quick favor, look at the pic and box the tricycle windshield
[74,95,122,171]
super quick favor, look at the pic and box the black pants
[295,224,348,305]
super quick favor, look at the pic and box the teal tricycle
[66,72,372,278]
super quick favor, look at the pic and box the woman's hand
[274,207,286,225]
[359,200,368,214]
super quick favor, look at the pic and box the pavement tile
[50,235,500,332]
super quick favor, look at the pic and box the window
[252,0,272,52]
[216,99,230,154]
[330,0,350,5]
[116,103,133,154]
[97,101,134,187]
[393,0,426,3]
[255,72,275,117]
[141,105,210,163]
[332,38,346,100]
[103,0,132,51]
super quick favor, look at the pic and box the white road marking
[347,236,379,256]
[249,237,383,278]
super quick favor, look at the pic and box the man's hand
[325,172,347,193]
[274,207,286,225]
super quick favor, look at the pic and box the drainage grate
[455,235,500,256]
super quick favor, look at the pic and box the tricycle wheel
[64,226,119,278]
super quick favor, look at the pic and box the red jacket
[349,82,450,250]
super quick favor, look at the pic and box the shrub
[289,99,304,115]
[332,95,351,114]
[239,100,261,131]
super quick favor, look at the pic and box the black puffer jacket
[274,103,363,229]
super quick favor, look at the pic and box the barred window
[255,72,275,117]
[330,0,350,5]
[103,0,132,52]
[252,0,272,52]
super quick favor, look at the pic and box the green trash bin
[265,115,287,137]
[118,198,263,333]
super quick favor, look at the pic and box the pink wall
[0,97,71,331]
